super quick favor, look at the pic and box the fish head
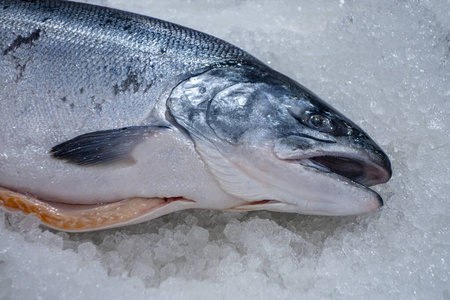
[168,65,392,215]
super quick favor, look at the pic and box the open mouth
[297,154,392,187]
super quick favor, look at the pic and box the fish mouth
[227,149,391,215]
[294,152,392,188]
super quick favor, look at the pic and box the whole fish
[0,0,391,232]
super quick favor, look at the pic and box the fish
[0,0,392,232]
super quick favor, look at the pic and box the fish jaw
[196,141,384,216]
[274,136,392,188]
[237,145,384,215]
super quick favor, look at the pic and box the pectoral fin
[50,125,169,166]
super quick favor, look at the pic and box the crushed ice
[1,0,448,299]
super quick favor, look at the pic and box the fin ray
[50,125,169,166]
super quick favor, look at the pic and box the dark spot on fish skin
[128,74,140,93]
[113,71,141,95]
[41,17,51,23]
[3,5,10,9]
[123,24,132,31]
[3,29,41,56]
[99,18,114,27]
[15,62,27,81]
[160,47,167,54]
[444,33,450,59]
[70,103,75,109]
[61,96,67,102]
[113,84,120,96]
[12,55,31,83]
[143,83,153,93]
[80,88,84,94]
[91,97,106,114]
[94,103,102,113]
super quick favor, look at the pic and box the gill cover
[167,64,391,215]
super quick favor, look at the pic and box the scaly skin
[0,0,391,231]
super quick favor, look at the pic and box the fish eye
[308,114,334,132]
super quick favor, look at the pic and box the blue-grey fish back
[1,0,252,66]
[0,0,256,141]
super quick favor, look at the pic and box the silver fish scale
[0,0,254,144]
[0,0,393,225]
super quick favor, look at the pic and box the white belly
[0,128,242,209]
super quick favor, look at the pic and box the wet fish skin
[168,65,391,214]
[0,0,255,210]
[0,0,391,231]
[0,0,254,133]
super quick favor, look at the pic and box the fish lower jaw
[196,143,383,216]
[227,193,382,216]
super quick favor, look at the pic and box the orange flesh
[0,186,188,231]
